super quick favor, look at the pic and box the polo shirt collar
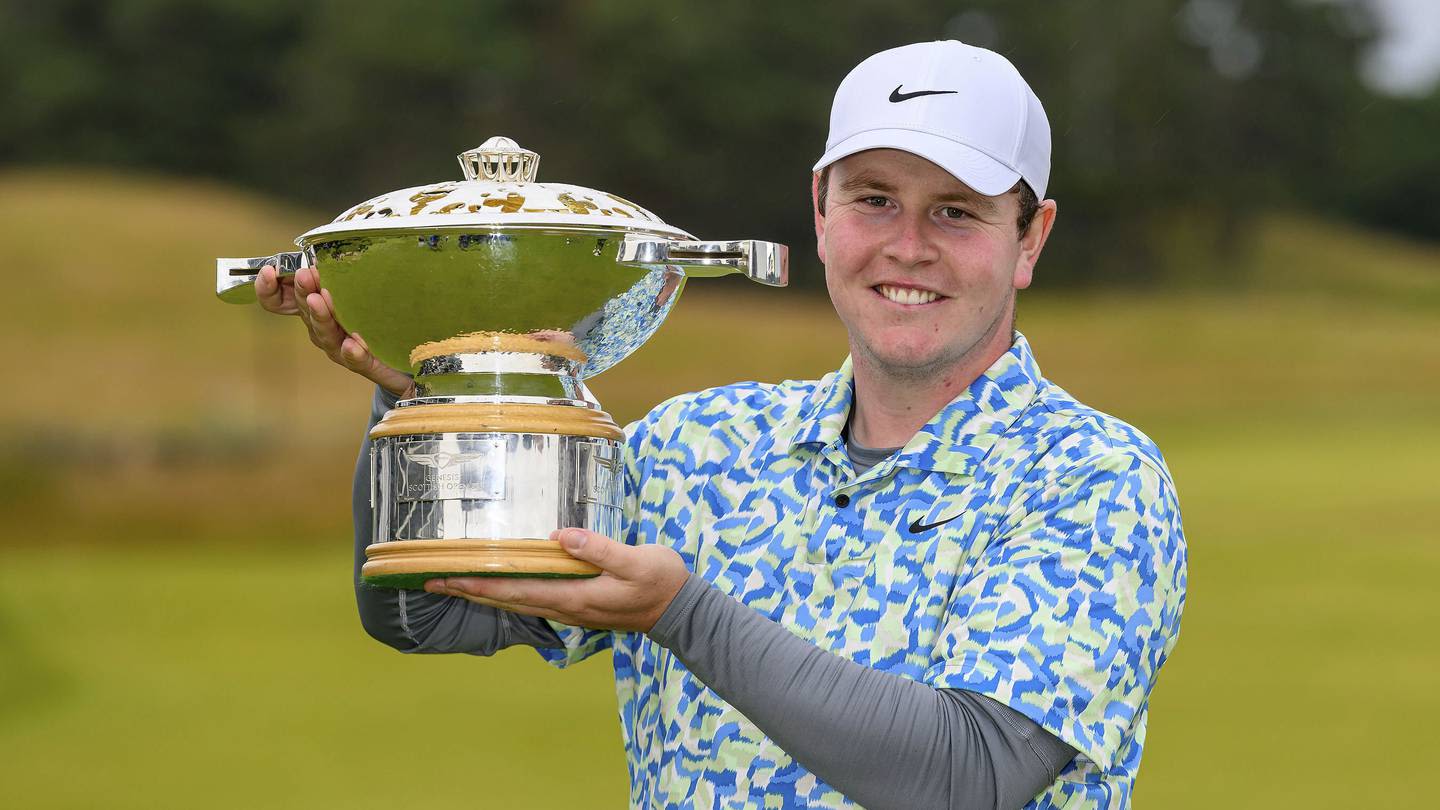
[787,358,855,450]
[787,332,1044,477]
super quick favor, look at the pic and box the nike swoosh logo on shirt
[908,511,964,533]
[889,85,959,103]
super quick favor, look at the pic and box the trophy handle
[616,237,788,287]
[215,250,310,303]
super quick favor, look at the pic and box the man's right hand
[255,264,415,399]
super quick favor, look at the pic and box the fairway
[0,547,628,808]
[2,170,1438,807]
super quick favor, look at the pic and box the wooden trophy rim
[362,538,602,579]
[369,402,622,441]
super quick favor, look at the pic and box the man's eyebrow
[837,172,898,195]
[935,189,998,215]
[837,171,1001,215]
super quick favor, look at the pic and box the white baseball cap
[813,40,1051,199]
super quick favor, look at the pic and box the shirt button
[833,493,850,507]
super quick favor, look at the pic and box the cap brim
[812,129,1021,197]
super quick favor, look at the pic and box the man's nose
[882,213,941,267]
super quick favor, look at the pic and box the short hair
[815,165,1040,239]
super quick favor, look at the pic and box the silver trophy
[216,137,788,586]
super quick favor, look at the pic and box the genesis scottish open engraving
[395,439,507,502]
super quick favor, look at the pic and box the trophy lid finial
[458,136,540,183]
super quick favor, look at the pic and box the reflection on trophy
[216,137,788,587]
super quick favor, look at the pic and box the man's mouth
[874,284,942,306]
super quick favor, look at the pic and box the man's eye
[940,206,971,220]
[861,196,890,207]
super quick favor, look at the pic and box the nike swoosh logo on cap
[889,85,959,103]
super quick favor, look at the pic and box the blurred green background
[2,1,1437,806]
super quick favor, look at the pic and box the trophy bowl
[216,137,788,587]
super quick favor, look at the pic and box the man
[258,41,1186,809]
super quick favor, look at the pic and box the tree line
[2,0,1434,287]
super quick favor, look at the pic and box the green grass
[0,547,627,809]
[3,169,1439,806]
[1137,419,1440,806]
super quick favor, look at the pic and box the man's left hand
[424,528,690,633]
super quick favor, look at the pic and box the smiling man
[263,40,1186,810]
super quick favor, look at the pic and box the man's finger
[256,264,274,295]
[306,291,332,324]
[304,292,347,352]
[341,333,413,396]
[255,265,286,313]
[435,576,584,616]
[553,528,635,577]
[424,582,548,616]
[340,335,368,367]
[295,265,320,296]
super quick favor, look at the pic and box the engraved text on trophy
[397,439,507,502]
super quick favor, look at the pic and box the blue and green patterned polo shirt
[540,333,1187,808]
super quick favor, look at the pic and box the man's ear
[1013,199,1057,290]
[812,171,827,265]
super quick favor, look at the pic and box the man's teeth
[877,285,940,306]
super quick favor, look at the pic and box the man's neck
[847,332,1013,449]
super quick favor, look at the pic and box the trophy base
[361,538,601,589]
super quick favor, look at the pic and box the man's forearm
[352,386,561,655]
[648,574,1076,810]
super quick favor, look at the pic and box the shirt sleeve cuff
[647,573,712,650]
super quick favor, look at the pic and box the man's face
[813,148,1054,380]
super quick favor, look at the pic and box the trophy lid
[298,136,693,244]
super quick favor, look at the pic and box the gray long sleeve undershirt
[352,387,1075,808]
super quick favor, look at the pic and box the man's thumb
[555,528,615,567]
